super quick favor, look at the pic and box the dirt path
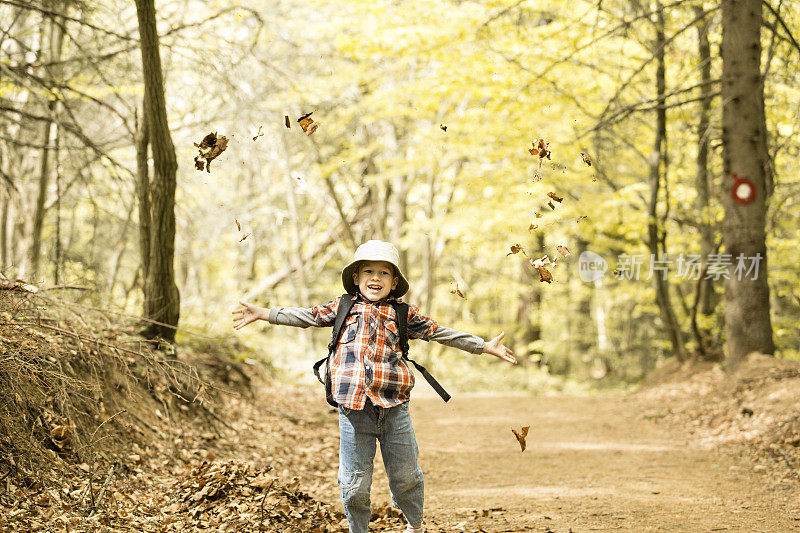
[365,393,798,532]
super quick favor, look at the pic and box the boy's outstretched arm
[232,301,269,330]
[482,331,517,365]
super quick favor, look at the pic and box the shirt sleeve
[267,297,339,328]
[406,303,439,340]
[405,303,484,354]
[428,325,485,354]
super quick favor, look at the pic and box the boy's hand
[483,331,517,364]
[232,301,268,330]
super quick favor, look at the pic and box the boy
[233,240,516,533]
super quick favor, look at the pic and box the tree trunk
[30,1,66,281]
[515,232,545,366]
[0,195,8,270]
[135,101,152,291]
[720,0,775,365]
[648,2,687,362]
[694,5,718,319]
[135,0,180,342]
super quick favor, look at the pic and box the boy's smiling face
[353,260,399,301]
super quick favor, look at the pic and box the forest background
[2,0,798,391]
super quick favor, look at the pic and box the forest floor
[2,292,800,532]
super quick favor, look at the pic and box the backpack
[312,293,451,407]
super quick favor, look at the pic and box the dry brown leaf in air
[239,232,250,242]
[535,212,543,218]
[537,266,553,283]
[547,201,555,210]
[511,426,530,452]
[529,224,538,231]
[298,112,319,135]
[557,245,571,257]
[235,219,241,231]
[507,244,526,256]
[450,282,466,299]
[577,215,588,222]
[252,125,264,141]
[528,138,551,169]
[528,138,551,160]
[284,115,290,128]
[193,132,228,173]
[440,124,447,132]
[580,151,592,166]
[547,192,563,203]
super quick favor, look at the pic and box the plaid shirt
[310,293,438,410]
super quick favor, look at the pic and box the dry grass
[0,286,208,492]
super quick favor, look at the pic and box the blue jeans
[338,398,424,532]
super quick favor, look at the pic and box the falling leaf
[547,192,563,203]
[297,112,319,135]
[532,169,542,182]
[535,212,543,218]
[547,201,555,210]
[580,151,592,166]
[284,115,290,128]
[252,125,264,141]
[450,282,466,299]
[440,124,447,132]
[577,215,588,222]
[530,255,551,268]
[527,138,551,159]
[235,219,241,231]
[239,232,250,242]
[193,132,228,173]
[528,224,538,231]
[537,266,553,283]
[511,426,530,452]
[507,244,526,256]
[556,245,571,257]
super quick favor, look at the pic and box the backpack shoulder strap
[389,300,451,403]
[329,293,358,354]
[390,301,410,356]
[313,293,357,384]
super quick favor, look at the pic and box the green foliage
[4,0,799,389]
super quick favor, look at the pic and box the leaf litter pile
[638,353,800,490]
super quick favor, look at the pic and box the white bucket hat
[341,240,409,297]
